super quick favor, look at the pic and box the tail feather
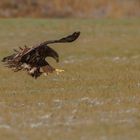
[2,54,16,62]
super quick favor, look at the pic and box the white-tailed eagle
[2,32,80,78]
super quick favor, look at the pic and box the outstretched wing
[40,31,80,45]
[2,32,80,70]
[20,31,80,64]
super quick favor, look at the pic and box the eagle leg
[28,67,42,78]
[41,65,55,76]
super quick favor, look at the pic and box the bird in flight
[2,32,80,78]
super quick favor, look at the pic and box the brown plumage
[2,32,80,78]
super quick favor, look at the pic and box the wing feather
[20,32,80,62]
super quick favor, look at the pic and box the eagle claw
[55,69,64,75]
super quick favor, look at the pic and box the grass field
[0,19,140,140]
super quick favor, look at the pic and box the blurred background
[0,0,140,18]
[0,1,140,140]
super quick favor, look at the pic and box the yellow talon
[55,69,64,75]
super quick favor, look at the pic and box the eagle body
[2,32,80,78]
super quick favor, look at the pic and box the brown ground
[0,18,140,140]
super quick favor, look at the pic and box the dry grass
[0,19,140,140]
[0,0,140,18]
